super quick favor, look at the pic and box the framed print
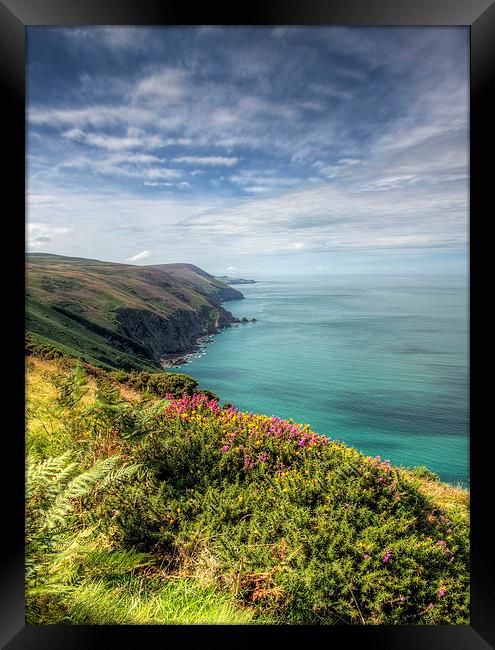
[1,0,494,647]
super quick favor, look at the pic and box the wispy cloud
[26,26,468,273]
[173,156,239,167]
[28,222,71,249]
[126,250,152,262]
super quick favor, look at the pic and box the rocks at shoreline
[160,316,257,368]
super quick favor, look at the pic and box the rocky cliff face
[115,304,236,364]
[214,285,245,303]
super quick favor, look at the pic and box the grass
[38,576,255,625]
[25,356,470,625]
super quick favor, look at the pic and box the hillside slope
[26,254,244,371]
[149,263,244,302]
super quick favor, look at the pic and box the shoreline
[160,333,215,369]
[160,313,257,370]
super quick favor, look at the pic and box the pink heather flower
[428,603,435,610]
[399,596,406,602]
[439,588,446,597]
[221,445,230,452]
[382,550,392,563]
[364,554,370,559]
[437,540,446,546]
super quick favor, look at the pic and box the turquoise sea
[171,275,469,486]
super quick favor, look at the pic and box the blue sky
[27,27,468,276]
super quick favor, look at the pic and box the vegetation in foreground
[26,355,469,625]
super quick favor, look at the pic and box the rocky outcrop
[115,304,236,364]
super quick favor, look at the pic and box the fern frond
[98,462,141,490]
[26,452,74,500]
[43,455,130,530]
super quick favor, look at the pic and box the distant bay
[170,275,469,486]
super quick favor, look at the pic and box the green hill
[215,275,257,285]
[26,253,244,371]
[148,262,245,302]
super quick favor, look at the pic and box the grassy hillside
[26,254,244,371]
[149,262,244,303]
[26,355,469,625]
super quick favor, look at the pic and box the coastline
[160,312,256,370]
[160,334,215,369]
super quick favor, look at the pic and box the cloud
[143,168,182,181]
[133,68,187,103]
[53,154,182,183]
[227,265,237,271]
[65,27,161,55]
[63,127,85,141]
[28,194,57,204]
[63,127,189,152]
[26,27,468,271]
[126,250,152,262]
[27,222,71,249]
[173,156,239,167]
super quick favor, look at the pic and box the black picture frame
[2,1,493,647]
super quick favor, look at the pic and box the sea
[169,275,469,487]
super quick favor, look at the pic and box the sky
[26,26,469,276]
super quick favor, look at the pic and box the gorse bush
[108,369,218,400]
[103,393,470,624]
[25,362,470,625]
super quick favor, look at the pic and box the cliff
[26,253,245,371]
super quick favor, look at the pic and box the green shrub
[409,466,440,482]
[26,366,470,625]
[102,394,470,625]
[107,368,218,400]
